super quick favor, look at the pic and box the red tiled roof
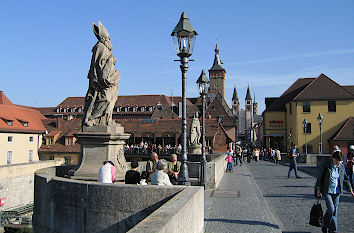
[294,74,354,100]
[0,93,46,133]
[330,117,354,141]
[117,118,221,138]
[55,95,176,109]
[0,91,13,105]
[40,119,82,153]
[0,105,46,133]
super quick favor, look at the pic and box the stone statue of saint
[82,21,120,127]
[189,112,201,146]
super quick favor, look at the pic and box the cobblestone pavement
[247,160,354,233]
[204,163,281,233]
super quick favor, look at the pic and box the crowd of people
[97,142,354,233]
[97,152,181,186]
[124,141,182,155]
[224,144,282,172]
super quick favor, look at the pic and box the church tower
[245,85,253,141]
[208,43,226,99]
[253,93,258,115]
[232,86,240,116]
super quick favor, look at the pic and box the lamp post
[317,113,324,155]
[196,70,209,189]
[303,118,308,156]
[171,12,198,185]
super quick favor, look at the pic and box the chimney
[56,118,64,129]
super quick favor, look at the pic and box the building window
[117,107,121,112]
[29,136,34,142]
[7,121,13,126]
[303,123,311,134]
[8,136,13,142]
[124,107,129,112]
[328,101,336,112]
[141,107,145,112]
[302,101,310,113]
[23,122,28,127]
[149,106,153,112]
[289,102,292,114]
[47,137,53,145]
[49,155,54,160]
[64,156,72,164]
[65,137,73,146]
[7,151,12,165]
[29,150,33,162]
[133,107,137,112]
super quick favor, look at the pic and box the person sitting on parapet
[168,154,181,185]
[146,152,159,181]
[151,159,173,186]
[108,161,116,183]
[125,160,141,185]
[98,161,112,183]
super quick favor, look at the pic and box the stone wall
[128,185,204,233]
[33,168,202,233]
[205,154,226,189]
[0,159,63,211]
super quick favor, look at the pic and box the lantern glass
[172,31,196,55]
[198,82,209,95]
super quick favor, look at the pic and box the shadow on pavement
[263,193,314,199]
[204,218,280,229]
[283,185,312,188]
[282,231,312,233]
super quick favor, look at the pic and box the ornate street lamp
[303,118,308,155]
[317,113,324,155]
[171,12,198,185]
[196,70,209,189]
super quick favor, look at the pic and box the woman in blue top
[315,151,354,233]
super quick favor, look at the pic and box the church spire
[209,43,225,72]
[245,85,252,100]
[232,85,238,100]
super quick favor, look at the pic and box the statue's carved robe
[83,42,120,126]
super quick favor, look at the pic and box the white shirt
[98,163,112,183]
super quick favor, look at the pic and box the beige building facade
[263,74,354,153]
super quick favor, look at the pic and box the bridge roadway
[204,160,354,233]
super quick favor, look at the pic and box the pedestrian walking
[343,145,354,186]
[315,151,354,233]
[235,144,243,166]
[275,148,281,164]
[225,151,234,172]
[288,144,301,178]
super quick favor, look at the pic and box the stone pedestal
[188,144,202,154]
[72,124,130,181]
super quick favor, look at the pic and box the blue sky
[1,0,354,113]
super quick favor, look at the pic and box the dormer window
[78,107,82,113]
[47,137,53,145]
[149,106,153,112]
[141,107,145,112]
[56,108,60,113]
[132,107,137,112]
[117,107,121,112]
[124,107,129,112]
[7,120,13,126]
[65,137,73,146]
